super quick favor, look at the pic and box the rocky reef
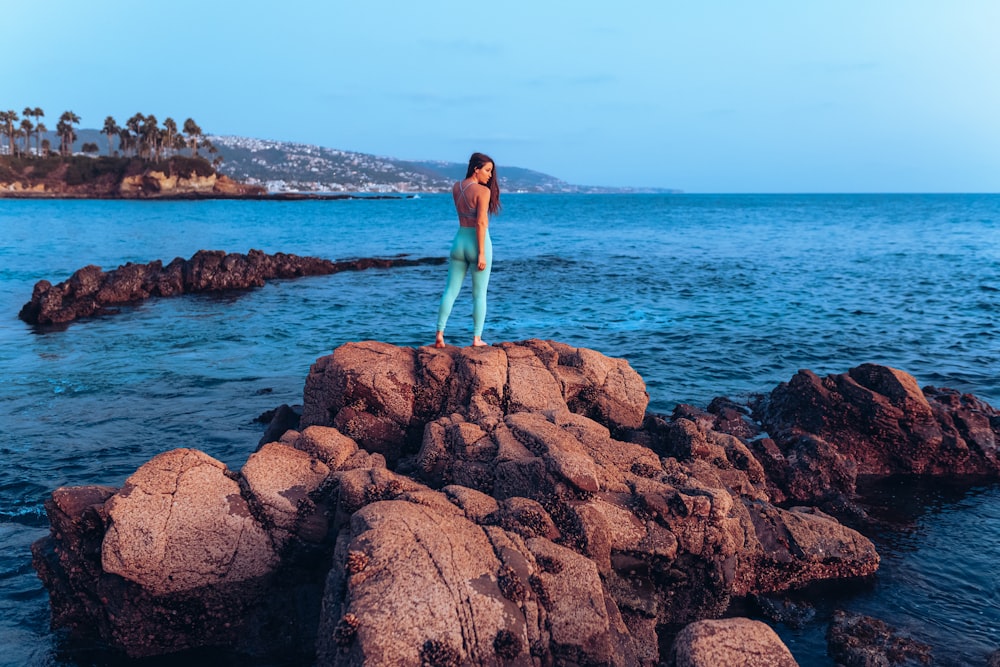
[18,250,445,326]
[31,341,1000,665]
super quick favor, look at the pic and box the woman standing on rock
[434,152,501,348]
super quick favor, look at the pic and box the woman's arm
[475,187,490,270]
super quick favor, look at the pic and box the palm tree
[125,113,144,157]
[57,110,81,156]
[20,107,44,156]
[13,128,26,157]
[19,118,33,156]
[102,116,120,156]
[182,118,202,157]
[30,108,44,154]
[1,110,18,156]
[140,114,160,160]
[162,118,178,158]
[118,127,133,157]
[35,122,47,156]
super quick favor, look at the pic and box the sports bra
[455,180,478,222]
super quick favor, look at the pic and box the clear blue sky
[3,1,998,192]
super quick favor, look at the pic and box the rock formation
[0,155,267,198]
[31,341,1000,665]
[18,250,446,326]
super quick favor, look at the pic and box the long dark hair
[465,152,501,215]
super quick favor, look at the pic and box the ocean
[0,193,997,666]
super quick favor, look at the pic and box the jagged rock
[826,610,933,666]
[33,345,998,664]
[18,250,446,326]
[668,617,799,666]
[753,364,1000,507]
[256,402,302,447]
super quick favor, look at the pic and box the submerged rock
[18,249,446,326]
[826,610,933,666]
[31,342,1000,664]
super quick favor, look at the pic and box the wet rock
[826,610,933,666]
[256,403,302,447]
[19,250,446,326]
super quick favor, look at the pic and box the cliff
[0,155,266,198]
[30,340,1000,664]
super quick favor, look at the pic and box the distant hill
[205,136,653,194]
[20,130,679,194]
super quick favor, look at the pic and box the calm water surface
[1,194,998,666]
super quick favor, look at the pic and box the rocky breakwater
[18,249,446,326]
[31,341,1000,665]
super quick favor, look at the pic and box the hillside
[12,130,678,194]
[206,136,620,194]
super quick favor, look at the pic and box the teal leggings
[436,227,492,337]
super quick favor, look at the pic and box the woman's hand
[477,253,487,271]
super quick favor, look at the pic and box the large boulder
[752,364,1000,505]
[102,449,277,595]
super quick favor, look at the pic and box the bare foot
[434,331,446,348]
[472,336,488,347]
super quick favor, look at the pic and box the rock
[102,449,277,595]
[301,341,420,465]
[34,345,999,664]
[240,443,331,549]
[669,617,799,667]
[19,250,446,326]
[30,485,117,635]
[753,364,1000,507]
[826,610,933,666]
[257,403,302,447]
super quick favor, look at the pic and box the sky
[2,0,998,192]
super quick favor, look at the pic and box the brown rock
[20,250,447,326]
[754,364,1000,505]
[317,500,517,666]
[102,448,277,595]
[669,617,799,667]
[241,442,331,548]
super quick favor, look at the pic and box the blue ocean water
[0,194,997,666]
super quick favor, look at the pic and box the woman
[434,152,501,348]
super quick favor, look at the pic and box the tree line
[0,107,221,167]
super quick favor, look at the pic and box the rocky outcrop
[0,155,267,198]
[18,250,446,326]
[31,343,1000,664]
[742,364,1000,510]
